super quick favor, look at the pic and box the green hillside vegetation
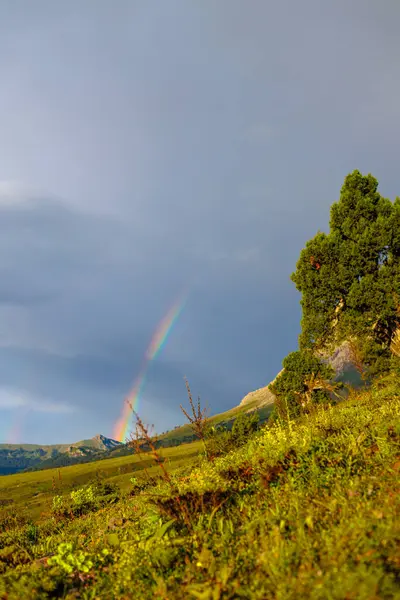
[157,399,274,445]
[0,442,204,522]
[0,171,399,599]
[0,397,269,521]
[0,380,399,599]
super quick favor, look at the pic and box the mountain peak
[88,434,123,450]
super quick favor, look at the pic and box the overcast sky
[0,0,399,444]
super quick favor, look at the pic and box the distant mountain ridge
[68,434,123,452]
[0,434,123,475]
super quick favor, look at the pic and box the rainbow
[112,291,188,442]
[5,406,27,444]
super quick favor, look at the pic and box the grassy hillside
[156,399,274,445]
[0,399,273,520]
[0,441,203,522]
[0,379,399,599]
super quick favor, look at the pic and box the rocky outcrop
[317,340,353,372]
[319,340,364,386]
[239,369,284,407]
[90,434,122,451]
[239,341,364,410]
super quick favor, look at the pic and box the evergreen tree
[291,170,400,378]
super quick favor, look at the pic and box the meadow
[0,441,204,523]
[0,377,399,599]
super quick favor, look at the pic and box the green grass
[1,381,399,599]
[0,442,203,522]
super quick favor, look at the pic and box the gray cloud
[0,0,399,443]
[0,387,75,414]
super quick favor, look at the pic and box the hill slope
[0,378,399,599]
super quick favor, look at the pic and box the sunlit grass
[0,441,203,522]
[0,381,399,599]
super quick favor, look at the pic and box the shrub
[47,542,94,575]
[0,511,27,533]
[231,411,260,446]
[204,412,261,459]
[51,485,98,518]
[269,350,336,420]
[25,523,38,544]
[205,426,233,459]
[71,485,96,508]
[129,477,149,494]
[52,495,64,516]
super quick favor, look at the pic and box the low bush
[205,411,261,459]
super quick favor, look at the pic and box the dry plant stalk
[126,399,192,529]
[390,300,400,358]
[129,414,171,484]
[347,338,367,381]
[128,422,154,483]
[331,297,345,329]
[390,327,400,358]
[180,378,210,458]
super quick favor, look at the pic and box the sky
[0,0,399,444]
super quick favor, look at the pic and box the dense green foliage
[268,350,335,419]
[205,411,260,458]
[291,170,400,378]
[231,411,259,444]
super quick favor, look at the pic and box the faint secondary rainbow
[5,406,28,444]
[112,291,188,442]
